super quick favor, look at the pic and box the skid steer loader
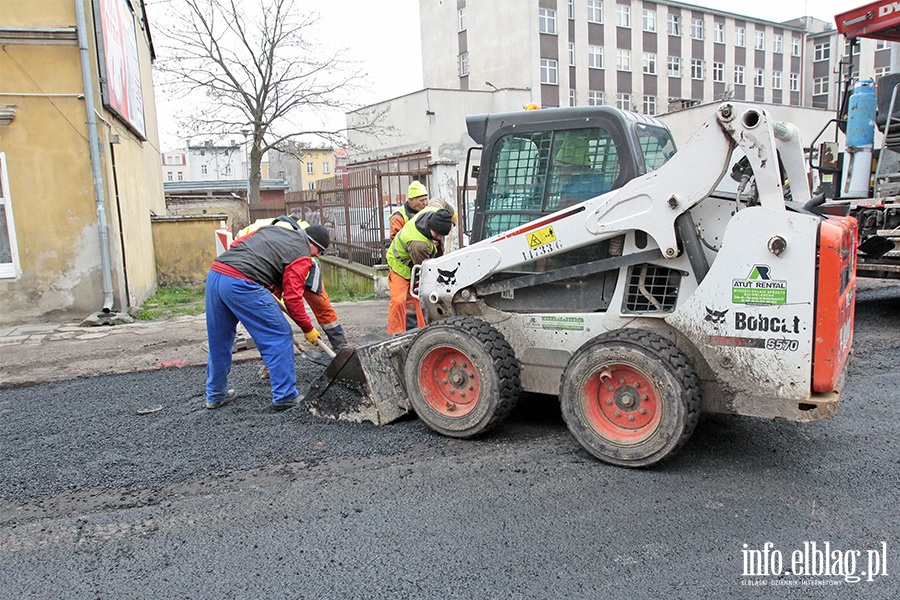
[312,102,857,468]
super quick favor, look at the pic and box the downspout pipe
[74,0,116,313]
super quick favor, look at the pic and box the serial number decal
[765,338,800,351]
[707,336,799,351]
[526,315,585,331]
[522,240,563,261]
[528,226,558,248]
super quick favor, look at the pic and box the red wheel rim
[419,346,482,417]
[581,364,661,443]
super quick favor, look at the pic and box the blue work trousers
[205,270,299,405]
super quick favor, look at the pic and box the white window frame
[735,27,745,48]
[667,55,681,77]
[167,171,173,181]
[201,164,208,175]
[569,42,576,67]
[616,5,631,28]
[791,37,801,56]
[755,31,765,51]
[813,76,829,95]
[616,92,632,111]
[691,58,704,80]
[459,7,467,32]
[643,9,656,32]
[734,65,745,85]
[588,45,604,69]
[539,8,557,34]
[569,88,576,106]
[642,95,657,115]
[0,154,20,279]
[877,40,892,51]
[616,49,631,72]
[568,0,575,20]
[588,90,604,106]
[789,72,799,91]
[540,58,559,84]
[224,164,232,176]
[642,52,657,75]
[772,71,782,90]
[667,14,680,37]
[587,0,603,24]
[459,52,469,77]
[712,62,724,83]
[714,22,725,44]
[307,162,315,174]
[691,18,703,40]
[814,42,830,61]
[875,65,891,80]
[754,68,765,88]
[177,171,183,181]
[773,34,783,54]
[322,161,330,174]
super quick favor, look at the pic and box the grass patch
[327,283,376,303]
[137,285,206,320]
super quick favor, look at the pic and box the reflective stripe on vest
[387,207,438,279]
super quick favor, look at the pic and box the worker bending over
[386,206,455,334]
[205,219,331,411]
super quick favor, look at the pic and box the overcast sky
[146,0,857,151]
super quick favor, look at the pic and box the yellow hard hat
[408,180,428,199]
[525,102,540,111]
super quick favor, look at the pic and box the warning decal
[528,225,557,248]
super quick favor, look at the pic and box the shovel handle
[315,338,337,358]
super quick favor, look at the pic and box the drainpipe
[74,0,116,313]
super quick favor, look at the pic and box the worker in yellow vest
[389,180,430,242]
[386,207,455,334]
[234,215,348,350]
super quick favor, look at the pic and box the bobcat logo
[437,266,459,286]
[705,307,728,324]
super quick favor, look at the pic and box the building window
[540,58,558,84]
[568,42,576,66]
[459,7,467,31]
[790,72,799,91]
[668,14,680,36]
[177,171,184,181]
[813,76,829,95]
[754,68,764,87]
[322,162,330,174]
[714,22,725,44]
[735,27,745,47]
[616,93,632,110]
[791,37,801,56]
[307,162,315,174]
[569,88,576,106]
[224,164,232,176]
[691,58,703,80]
[167,172,173,182]
[588,90,604,106]
[616,5,630,28]
[876,66,891,80]
[772,71,782,89]
[844,39,860,57]
[308,181,315,190]
[734,65,745,85]
[568,0,574,20]
[0,154,20,278]
[642,53,657,75]
[587,0,603,24]
[616,49,631,71]
[643,9,656,32]
[755,31,765,50]
[691,18,703,40]
[458,52,469,77]
[539,8,557,34]
[877,40,892,51]
[642,95,657,115]
[712,62,724,83]
[773,34,783,54]
[814,42,830,62]
[667,55,681,77]
[588,45,604,69]
[201,164,208,175]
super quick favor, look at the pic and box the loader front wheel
[560,329,700,467]
[404,317,521,438]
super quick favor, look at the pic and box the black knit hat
[428,209,454,236]
[305,224,330,251]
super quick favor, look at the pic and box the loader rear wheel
[560,329,700,467]
[404,317,521,438]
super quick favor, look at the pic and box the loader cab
[466,106,676,243]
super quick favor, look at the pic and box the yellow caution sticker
[528,226,557,248]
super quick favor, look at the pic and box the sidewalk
[0,299,391,388]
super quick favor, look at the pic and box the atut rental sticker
[525,315,585,331]
[522,225,563,260]
[733,265,787,305]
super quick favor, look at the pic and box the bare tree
[153,0,386,202]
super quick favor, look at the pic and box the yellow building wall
[305,149,335,187]
[0,0,166,324]
[151,216,224,286]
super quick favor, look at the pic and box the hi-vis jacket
[387,207,442,280]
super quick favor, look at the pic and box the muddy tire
[560,329,700,467]
[404,316,521,438]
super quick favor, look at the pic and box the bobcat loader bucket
[305,332,417,425]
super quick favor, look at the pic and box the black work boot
[323,323,349,351]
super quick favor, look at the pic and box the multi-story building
[421,0,883,115]
[161,141,269,184]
